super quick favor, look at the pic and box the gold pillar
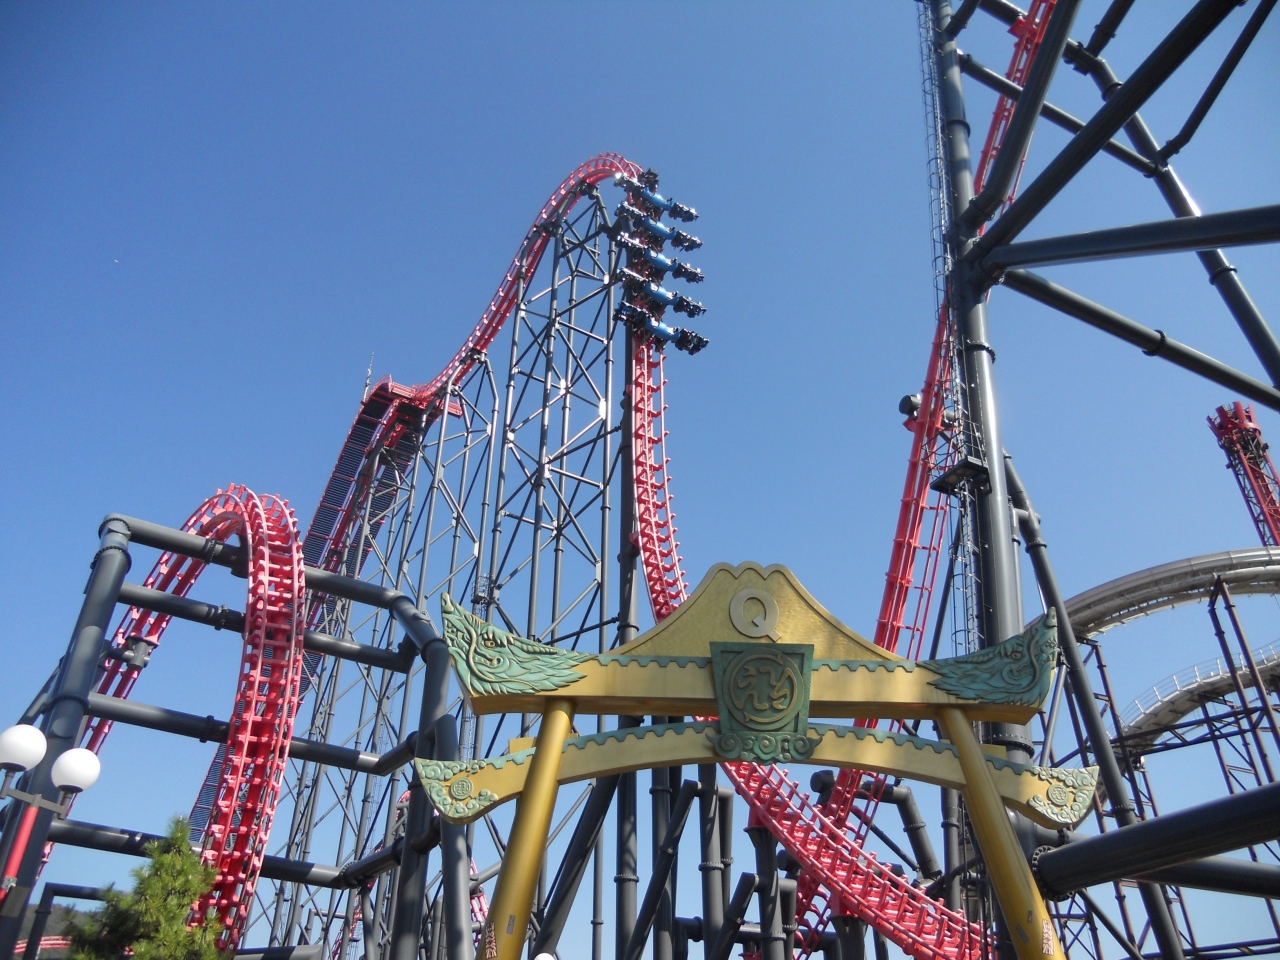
[938,708,1064,960]
[485,698,575,960]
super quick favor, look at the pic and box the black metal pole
[980,203,1280,273]
[717,787,734,911]
[697,764,724,950]
[746,826,783,960]
[831,916,865,960]
[1081,56,1280,385]
[0,518,132,960]
[387,643,453,960]
[939,788,962,912]
[1001,268,1280,413]
[1004,454,1185,960]
[962,0,1082,227]
[1035,780,1280,895]
[934,0,1029,762]
[972,0,1240,254]
[436,718,473,960]
[531,775,620,956]
[622,781,698,960]
[649,755,675,960]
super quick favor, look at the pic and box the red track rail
[79,486,306,950]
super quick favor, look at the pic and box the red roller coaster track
[80,486,306,949]
[56,23,1060,940]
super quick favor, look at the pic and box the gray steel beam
[84,692,418,775]
[1138,856,1280,899]
[1034,780,1280,895]
[978,0,1025,27]
[1081,0,1137,59]
[972,0,1240,255]
[1002,269,1280,413]
[104,513,246,575]
[622,781,698,960]
[21,884,106,960]
[117,581,244,632]
[748,827,784,960]
[1083,56,1280,386]
[962,0,1083,227]
[705,875,758,960]
[874,785,941,881]
[1004,456,1185,958]
[303,566,442,656]
[436,719,473,960]
[935,0,1028,760]
[387,661,453,960]
[117,580,413,673]
[697,764,724,950]
[0,519,132,960]
[956,53,1154,175]
[531,775,621,957]
[979,204,1280,273]
[236,949,324,960]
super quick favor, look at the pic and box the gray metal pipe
[956,52,1154,174]
[705,874,758,960]
[235,948,325,960]
[696,764,724,950]
[84,692,417,775]
[104,513,246,575]
[436,718,473,960]
[1139,855,1280,899]
[972,0,1240,254]
[1035,780,1280,895]
[119,578,414,673]
[21,883,106,960]
[1004,455,1185,960]
[531,775,620,957]
[1002,268,1280,413]
[387,655,453,960]
[981,203,1280,272]
[1084,55,1280,388]
[873,784,941,880]
[622,780,699,960]
[0,519,133,960]
[963,0,1082,226]
[747,826,784,960]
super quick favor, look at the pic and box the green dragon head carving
[440,594,592,697]
[921,609,1059,707]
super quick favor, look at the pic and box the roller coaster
[2,3,1279,960]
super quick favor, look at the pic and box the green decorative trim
[596,654,711,667]
[1026,766,1098,826]
[565,720,716,750]
[810,722,959,757]
[710,642,818,763]
[416,758,501,820]
[812,660,917,673]
[920,610,1058,706]
[440,594,592,696]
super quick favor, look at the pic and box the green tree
[67,817,225,960]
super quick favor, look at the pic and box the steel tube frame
[1082,53,1280,392]
[982,204,1280,272]
[622,780,698,960]
[934,0,1027,762]
[705,874,758,960]
[1004,454,1185,960]
[531,775,620,956]
[971,0,1240,255]
[1002,268,1280,413]
[962,0,1083,226]
[20,883,106,960]
[956,52,1155,174]
[0,519,132,960]
[1035,780,1280,895]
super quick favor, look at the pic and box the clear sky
[2,2,1278,955]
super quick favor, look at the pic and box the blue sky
[2,2,1278,954]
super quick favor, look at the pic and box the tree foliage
[67,817,225,960]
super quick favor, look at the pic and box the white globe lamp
[50,748,101,794]
[0,725,47,773]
